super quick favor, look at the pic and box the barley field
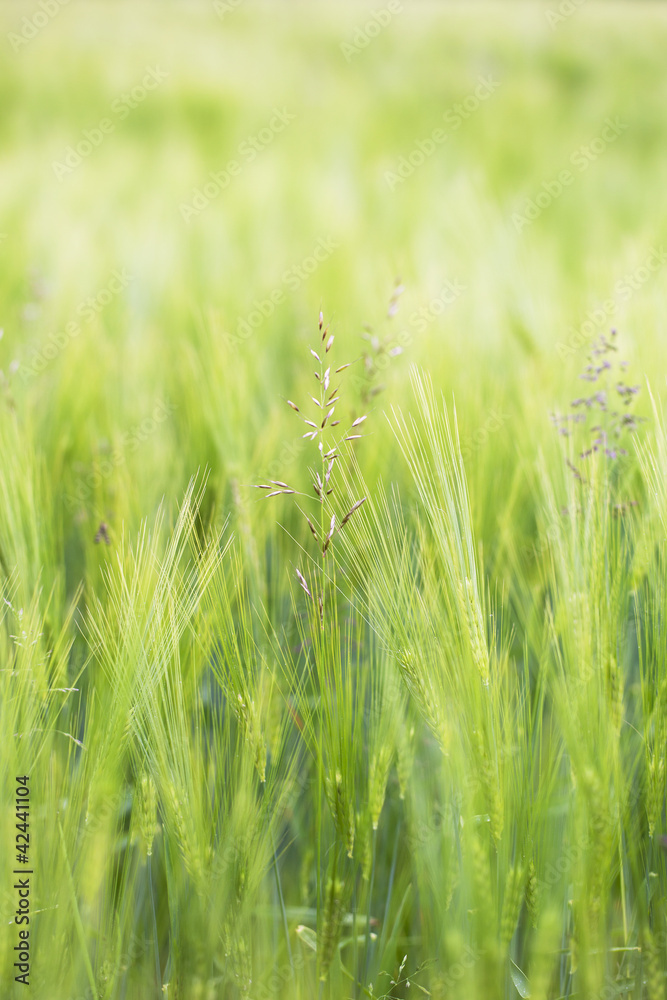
[2,1,667,998]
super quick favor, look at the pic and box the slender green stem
[363,827,377,987]
[272,832,294,975]
[58,819,99,1000]
[147,858,162,997]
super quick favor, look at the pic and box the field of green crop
[3,1,667,997]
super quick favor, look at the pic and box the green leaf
[339,932,378,950]
[649,871,659,903]
[510,958,531,998]
[295,924,317,952]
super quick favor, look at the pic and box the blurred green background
[2,4,667,997]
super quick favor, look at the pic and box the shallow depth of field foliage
[3,1,667,998]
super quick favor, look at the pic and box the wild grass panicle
[254,312,368,593]
[551,329,644,487]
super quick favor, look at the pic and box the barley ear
[137,772,157,858]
